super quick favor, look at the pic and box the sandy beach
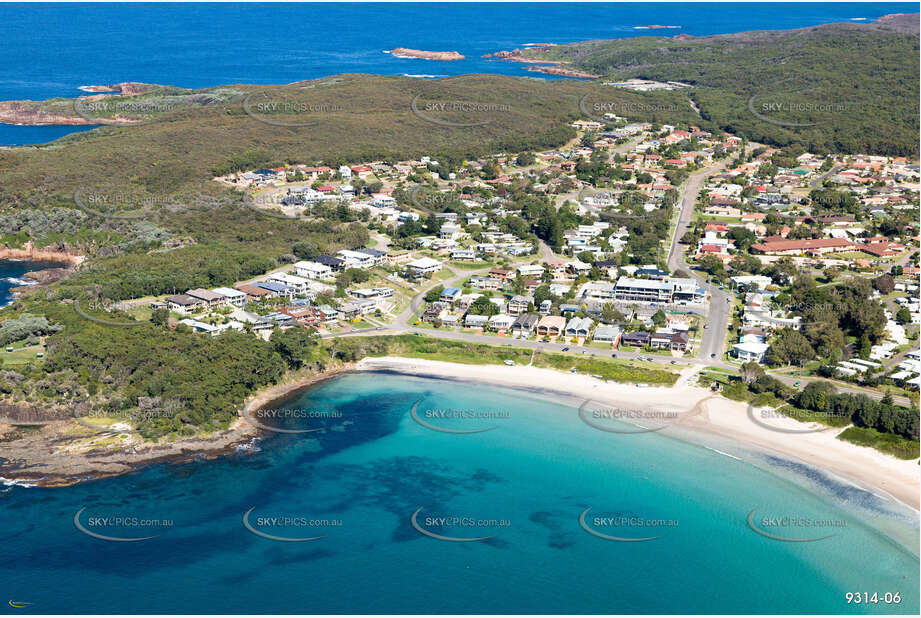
[357,356,920,510]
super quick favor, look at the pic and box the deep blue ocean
[0,2,915,145]
[0,259,68,308]
[2,373,918,613]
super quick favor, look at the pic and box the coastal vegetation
[709,365,919,457]
[509,18,920,155]
[0,299,677,440]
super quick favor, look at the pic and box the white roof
[294,260,331,271]
[407,257,442,268]
[212,287,245,298]
[270,273,309,285]
[733,341,770,354]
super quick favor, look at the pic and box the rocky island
[386,48,465,61]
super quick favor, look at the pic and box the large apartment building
[612,277,704,304]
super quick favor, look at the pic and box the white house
[336,249,376,269]
[269,273,310,295]
[733,340,769,362]
[294,261,333,280]
[406,257,443,277]
[212,287,247,307]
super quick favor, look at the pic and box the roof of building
[750,238,854,253]
[186,288,225,302]
[166,294,200,306]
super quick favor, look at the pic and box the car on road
[610,353,617,358]
[703,324,709,329]
[710,353,716,358]
[793,381,801,387]
[561,347,569,352]
[670,360,677,364]
[503,360,515,366]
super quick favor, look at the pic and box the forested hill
[515,14,920,156]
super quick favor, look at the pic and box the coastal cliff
[0,245,85,266]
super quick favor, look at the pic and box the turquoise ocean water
[2,372,917,613]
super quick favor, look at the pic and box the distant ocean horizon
[0,2,916,145]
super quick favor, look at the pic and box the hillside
[495,15,920,155]
[0,73,702,259]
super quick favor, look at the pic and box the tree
[823,266,841,282]
[729,254,761,274]
[469,295,500,316]
[896,306,911,325]
[873,274,895,295]
[698,254,727,280]
[424,285,444,303]
[150,308,169,327]
[516,152,536,166]
[651,310,666,327]
[740,361,765,385]
[767,328,815,366]
[601,303,624,324]
[270,328,319,369]
[292,241,320,260]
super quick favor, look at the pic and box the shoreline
[0,364,353,488]
[355,357,920,511]
[2,356,917,513]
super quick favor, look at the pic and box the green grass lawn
[1,344,46,366]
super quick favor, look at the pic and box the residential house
[508,295,533,316]
[294,261,334,280]
[512,314,539,337]
[564,317,594,338]
[536,315,566,338]
[186,288,226,308]
[212,287,247,307]
[165,294,204,314]
[406,257,443,278]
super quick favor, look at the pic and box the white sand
[357,357,920,510]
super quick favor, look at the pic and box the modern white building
[212,287,247,307]
[294,261,333,280]
[268,273,310,295]
[406,257,443,277]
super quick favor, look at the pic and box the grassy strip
[533,353,677,385]
[354,335,678,385]
[837,426,920,460]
